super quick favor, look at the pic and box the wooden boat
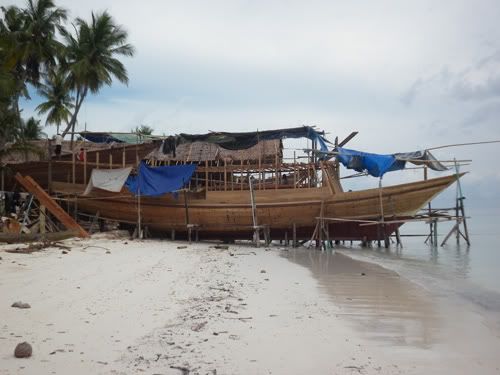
[52,170,461,241]
[9,127,462,242]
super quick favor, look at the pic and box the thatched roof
[145,139,282,163]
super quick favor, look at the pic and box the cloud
[451,50,500,101]
[400,68,451,106]
[402,49,500,105]
[460,100,500,128]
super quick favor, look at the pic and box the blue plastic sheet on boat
[336,148,447,177]
[125,162,196,196]
[336,148,405,177]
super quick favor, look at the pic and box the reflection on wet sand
[282,249,439,348]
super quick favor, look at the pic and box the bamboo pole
[122,146,126,167]
[427,139,500,151]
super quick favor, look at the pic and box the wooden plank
[15,174,89,238]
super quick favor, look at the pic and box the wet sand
[1,235,499,374]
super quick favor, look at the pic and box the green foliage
[132,124,154,136]
[0,1,135,150]
[0,0,67,147]
[60,11,135,138]
[36,68,73,133]
[21,116,46,140]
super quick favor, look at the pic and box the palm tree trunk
[62,87,87,139]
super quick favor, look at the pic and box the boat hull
[53,174,460,241]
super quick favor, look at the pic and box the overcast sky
[12,0,500,226]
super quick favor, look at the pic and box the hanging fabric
[336,148,447,177]
[125,162,196,196]
[83,167,132,195]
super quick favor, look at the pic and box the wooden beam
[15,173,89,238]
[338,131,358,147]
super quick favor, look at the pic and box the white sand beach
[1,234,499,374]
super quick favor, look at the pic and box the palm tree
[36,69,74,133]
[21,117,46,140]
[0,0,67,123]
[61,11,135,143]
[132,124,154,136]
[16,0,67,85]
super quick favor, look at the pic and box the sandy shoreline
[1,235,499,374]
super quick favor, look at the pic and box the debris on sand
[191,321,207,332]
[11,301,31,309]
[14,342,32,358]
[6,241,71,254]
[213,245,229,250]
[170,365,190,374]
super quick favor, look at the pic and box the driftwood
[0,230,80,244]
[5,240,72,254]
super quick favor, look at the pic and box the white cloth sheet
[83,167,132,195]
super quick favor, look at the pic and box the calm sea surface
[325,216,500,312]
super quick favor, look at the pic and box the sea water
[338,215,500,310]
[281,212,500,349]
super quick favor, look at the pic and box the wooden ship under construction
[3,126,463,245]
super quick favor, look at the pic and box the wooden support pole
[205,160,209,191]
[293,151,297,189]
[424,166,433,244]
[83,149,87,184]
[184,190,190,226]
[47,140,52,194]
[72,151,76,184]
[395,227,402,247]
[258,148,262,190]
[39,205,46,237]
[231,162,234,191]
[109,153,113,169]
[459,197,470,245]
[433,220,438,245]
[275,154,278,190]
[224,159,227,191]
[96,152,100,169]
[292,223,297,247]
[122,146,126,167]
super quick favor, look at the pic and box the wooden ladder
[15,173,89,238]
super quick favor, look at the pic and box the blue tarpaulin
[125,162,196,196]
[336,148,446,177]
[336,148,404,177]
